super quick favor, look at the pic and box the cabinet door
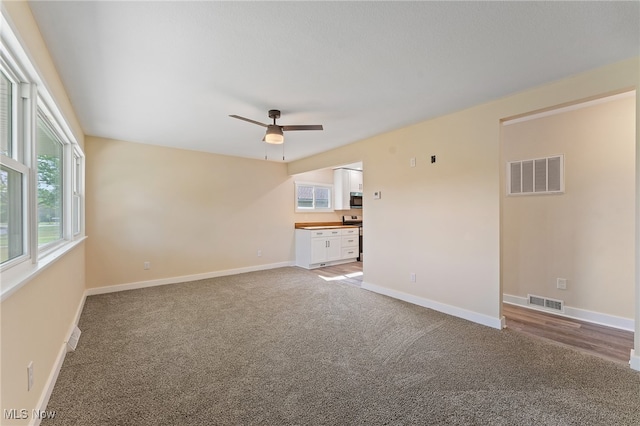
[333,169,350,210]
[311,238,328,263]
[349,170,363,192]
[326,236,342,261]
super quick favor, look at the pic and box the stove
[342,215,363,261]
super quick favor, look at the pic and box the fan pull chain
[282,142,285,161]
[264,142,267,160]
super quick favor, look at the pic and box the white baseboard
[31,343,66,426]
[503,294,634,331]
[362,282,504,330]
[630,350,640,371]
[86,261,295,296]
[33,291,87,426]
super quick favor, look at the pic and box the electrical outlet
[410,157,416,167]
[143,261,151,270]
[257,249,262,257]
[410,273,416,283]
[557,278,567,290]
[431,155,437,163]
[27,362,33,391]
[373,191,381,200]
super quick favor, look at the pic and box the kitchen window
[295,181,333,212]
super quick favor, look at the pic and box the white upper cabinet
[333,168,362,210]
[349,169,363,193]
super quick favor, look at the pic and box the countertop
[297,225,359,230]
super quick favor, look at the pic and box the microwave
[350,192,363,209]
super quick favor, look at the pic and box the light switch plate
[373,191,381,200]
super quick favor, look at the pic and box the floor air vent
[528,294,564,313]
[67,326,81,352]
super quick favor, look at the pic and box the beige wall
[502,95,636,318]
[84,146,365,290]
[85,137,299,288]
[289,57,639,324]
[1,245,86,425]
[1,1,86,423]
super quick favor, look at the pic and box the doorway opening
[499,91,636,363]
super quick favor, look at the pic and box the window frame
[36,107,66,252]
[0,13,86,301]
[0,56,30,268]
[72,149,83,236]
[0,156,29,268]
[294,181,334,213]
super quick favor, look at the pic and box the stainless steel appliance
[349,192,363,209]
[342,215,363,261]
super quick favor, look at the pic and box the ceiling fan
[229,109,323,145]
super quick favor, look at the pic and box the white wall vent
[527,294,564,313]
[507,155,564,195]
[66,326,81,352]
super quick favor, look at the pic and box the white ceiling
[27,1,639,162]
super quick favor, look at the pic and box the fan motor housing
[268,109,281,120]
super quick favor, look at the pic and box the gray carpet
[44,267,640,425]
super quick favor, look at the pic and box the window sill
[294,209,335,213]
[0,236,87,302]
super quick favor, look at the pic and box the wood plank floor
[313,261,364,287]
[312,262,634,364]
[503,303,634,364]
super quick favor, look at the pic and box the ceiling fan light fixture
[265,125,284,144]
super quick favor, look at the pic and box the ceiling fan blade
[229,115,268,128]
[281,124,323,131]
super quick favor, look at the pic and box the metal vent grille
[528,294,564,313]
[67,326,81,352]
[528,295,545,307]
[545,299,563,311]
[507,155,564,195]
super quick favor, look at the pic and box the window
[37,113,64,247]
[0,67,28,266]
[0,164,24,263]
[73,152,82,235]
[295,181,333,212]
[1,70,12,157]
[0,15,85,297]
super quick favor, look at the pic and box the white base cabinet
[296,228,359,269]
[311,235,342,264]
